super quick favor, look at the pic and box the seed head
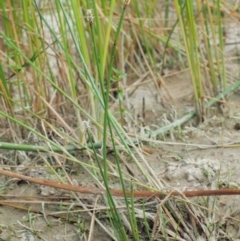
[81,120,91,132]
[86,9,94,27]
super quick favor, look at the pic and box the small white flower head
[81,120,91,132]
[86,9,94,27]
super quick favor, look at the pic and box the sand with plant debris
[1,2,240,240]
[1,71,240,240]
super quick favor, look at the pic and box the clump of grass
[0,0,240,240]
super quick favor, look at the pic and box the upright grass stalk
[200,2,218,95]
[87,1,142,239]
[87,129,128,241]
[216,0,226,91]
[22,1,45,113]
[204,0,225,94]
[174,0,203,117]
[132,0,158,73]
[85,3,128,239]
[102,0,130,195]
[0,1,16,116]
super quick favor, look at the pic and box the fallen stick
[1,169,240,198]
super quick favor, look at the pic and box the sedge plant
[0,0,240,240]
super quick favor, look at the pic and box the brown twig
[1,169,240,198]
